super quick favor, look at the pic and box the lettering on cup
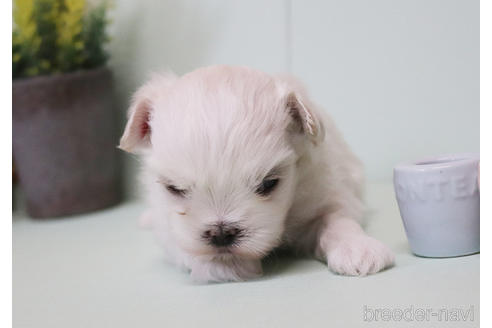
[395,175,478,202]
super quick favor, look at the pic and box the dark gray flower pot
[12,68,122,218]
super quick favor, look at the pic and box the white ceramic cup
[393,153,480,257]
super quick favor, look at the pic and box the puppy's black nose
[203,224,241,247]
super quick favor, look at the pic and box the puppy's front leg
[315,213,394,276]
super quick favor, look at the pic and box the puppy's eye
[255,178,280,196]
[165,184,187,197]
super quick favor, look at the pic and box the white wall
[108,0,479,184]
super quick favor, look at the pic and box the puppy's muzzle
[202,223,243,247]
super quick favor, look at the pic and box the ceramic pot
[393,153,480,257]
[12,68,122,218]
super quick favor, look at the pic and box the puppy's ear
[277,76,325,145]
[119,73,177,153]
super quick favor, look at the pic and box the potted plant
[12,0,122,218]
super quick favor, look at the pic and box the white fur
[120,65,394,283]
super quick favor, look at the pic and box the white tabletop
[13,182,479,327]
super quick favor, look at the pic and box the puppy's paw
[326,234,394,276]
[190,258,263,283]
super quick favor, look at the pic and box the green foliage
[13,0,110,79]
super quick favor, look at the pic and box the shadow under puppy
[119,65,394,283]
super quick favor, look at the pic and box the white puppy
[120,65,394,283]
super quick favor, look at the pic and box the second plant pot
[12,68,122,218]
